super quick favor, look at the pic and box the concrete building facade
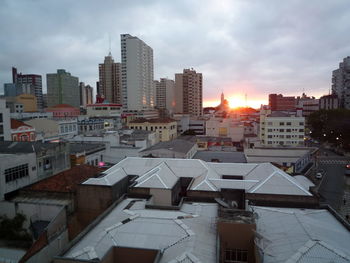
[98,54,121,104]
[0,99,11,141]
[260,108,305,147]
[121,34,154,111]
[79,82,93,107]
[47,69,80,108]
[155,78,175,115]
[332,56,350,109]
[319,94,339,110]
[175,68,203,116]
[12,67,44,110]
[268,94,296,111]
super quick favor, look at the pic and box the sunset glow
[203,95,267,109]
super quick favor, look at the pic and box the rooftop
[140,139,196,154]
[48,104,77,109]
[193,151,247,163]
[130,118,176,124]
[95,157,312,195]
[25,165,104,193]
[69,143,105,154]
[0,141,62,154]
[62,198,217,262]
[253,206,350,262]
[10,119,33,129]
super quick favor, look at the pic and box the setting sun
[203,95,267,109]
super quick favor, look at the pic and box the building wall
[319,95,339,110]
[332,56,350,109]
[11,125,36,142]
[0,100,11,141]
[47,70,80,108]
[155,78,175,114]
[129,121,177,142]
[0,153,37,200]
[86,104,122,117]
[98,55,121,104]
[149,188,172,206]
[15,94,37,112]
[46,106,80,118]
[269,94,296,111]
[206,118,244,142]
[174,69,203,116]
[121,34,154,111]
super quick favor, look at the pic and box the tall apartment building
[79,82,93,107]
[175,68,203,116]
[260,107,305,147]
[121,34,154,111]
[155,78,175,115]
[98,53,121,104]
[0,100,11,141]
[12,67,43,110]
[47,69,80,108]
[332,56,350,109]
[268,94,296,111]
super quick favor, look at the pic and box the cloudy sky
[1,0,350,108]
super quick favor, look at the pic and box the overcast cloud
[1,0,350,106]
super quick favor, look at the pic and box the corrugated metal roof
[253,206,350,263]
[63,199,217,263]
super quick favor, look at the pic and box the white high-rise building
[121,34,154,111]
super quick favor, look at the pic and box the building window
[5,164,29,183]
[0,113,2,122]
[224,249,248,262]
[299,122,304,125]
[279,122,284,125]
[299,129,304,132]
[268,129,272,132]
[268,122,273,125]
[280,129,284,132]
[286,122,291,126]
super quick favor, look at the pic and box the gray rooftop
[140,139,196,154]
[63,199,217,262]
[193,151,247,163]
[0,141,61,154]
[253,206,350,263]
[69,143,105,154]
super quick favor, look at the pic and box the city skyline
[1,0,350,108]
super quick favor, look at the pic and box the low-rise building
[77,118,105,134]
[319,94,339,110]
[260,108,305,147]
[69,143,106,167]
[25,118,78,142]
[45,104,80,119]
[86,103,122,117]
[14,94,38,112]
[128,118,177,142]
[10,112,53,120]
[10,119,36,141]
[206,117,245,142]
[0,141,70,200]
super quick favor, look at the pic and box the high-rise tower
[175,69,203,116]
[98,53,121,104]
[332,56,350,109]
[121,34,154,111]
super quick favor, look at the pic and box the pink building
[45,104,80,118]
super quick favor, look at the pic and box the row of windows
[60,124,77,133]
[267,135,304,139]
[267,128,304,132]
[266,121,304,126]
[130,125,176,131]
[267,141,303,145]
[224,249,248,262]
[5,164,29,183]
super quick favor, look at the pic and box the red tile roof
[26,165,105,193]
[11,119,32,129]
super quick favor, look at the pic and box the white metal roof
[84,157,312,196]
[63,199,217,262]
[253,206,350,263]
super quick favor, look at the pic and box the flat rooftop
[62,199,217,262]
[193,151,247,163]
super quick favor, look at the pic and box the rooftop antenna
[108,34,112,56]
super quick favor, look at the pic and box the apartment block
[175,68,203,116]
[12,67,44,110]
[98,54,121,104]
[260,108,305,147]
[268,93,296,111]
[0,99,11,141]
[319,94,339,110]
[332,56,350,109]
[47,69,80,108]
[79,82,93,107]
[121,34,154,110]
[155,78,175,115]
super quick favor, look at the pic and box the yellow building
[16,94,37,112]
[128,118,177,142]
